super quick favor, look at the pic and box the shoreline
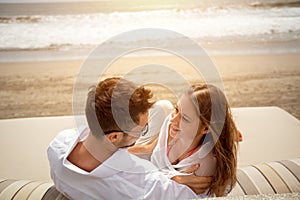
[1,39,300,63]
[0,53,299,120]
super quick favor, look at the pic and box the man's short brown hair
[85,77,154,137]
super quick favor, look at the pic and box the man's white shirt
[47,127,198,200]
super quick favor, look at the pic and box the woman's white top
[151,114,217,197]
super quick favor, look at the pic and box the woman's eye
[182,116,190,123]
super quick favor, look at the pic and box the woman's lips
[170,125,181,135]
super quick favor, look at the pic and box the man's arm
[130,143,212,194]
[171,164,212,194]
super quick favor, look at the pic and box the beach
[0,0,299,120]
[0,3,300,195]
[0,52,299,120]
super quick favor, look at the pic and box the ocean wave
[1,30,300,53]
[250,0,300,8]
[0,16,41,23]
[0,5,299,51]
[0,43,94,52]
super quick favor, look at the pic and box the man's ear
[106,132,124,144]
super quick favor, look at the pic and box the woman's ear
[202,126,209,135]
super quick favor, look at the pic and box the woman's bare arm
[128,135,158,155]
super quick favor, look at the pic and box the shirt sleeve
[143,171,198,199]
[135,100,173,145]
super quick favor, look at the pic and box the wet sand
[0,53,299,120]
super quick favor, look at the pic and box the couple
[47,77,238,199]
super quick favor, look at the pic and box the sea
[0,0,300,61]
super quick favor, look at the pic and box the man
[47,77,211,199]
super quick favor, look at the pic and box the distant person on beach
[129,84,239,197]
[47,77,212,200]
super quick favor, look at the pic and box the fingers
[191,176,212,194]
[171,173,212,195]
[236,130,243,142]
[184,164,200,174]
[189,175,212,186]
[238,130,243,142]
[176,174,212,195]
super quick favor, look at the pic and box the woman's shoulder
[194,151,217,176]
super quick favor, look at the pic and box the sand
[0,53,299,120]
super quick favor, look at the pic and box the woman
[150,84,238,197]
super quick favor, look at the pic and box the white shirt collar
[62,126,157,178]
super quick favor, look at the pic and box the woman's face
[169,94,206,145]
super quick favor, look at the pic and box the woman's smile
[170,124,181,137]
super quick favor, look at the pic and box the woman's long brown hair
[190,84,238,197]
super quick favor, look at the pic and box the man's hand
[171,164,212,195]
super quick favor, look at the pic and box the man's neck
[83,132,118,163]
[68,132,118,172]
[67,142,101,172]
